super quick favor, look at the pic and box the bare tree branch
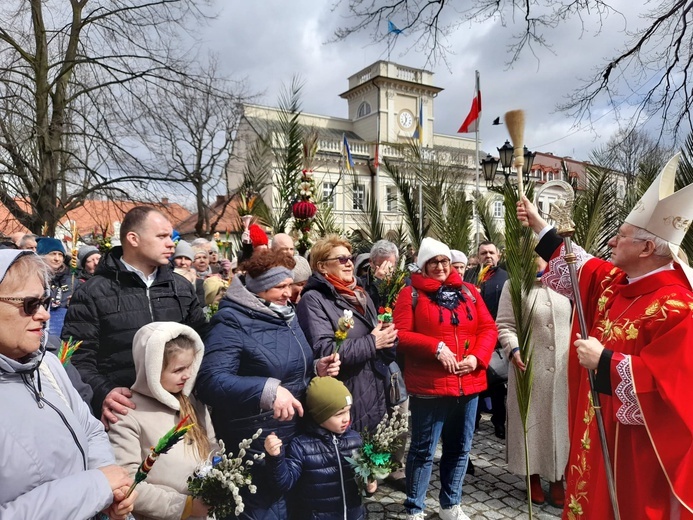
[332,0,693,140]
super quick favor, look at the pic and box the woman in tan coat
[496,257,571,508]
[108,322,217,520]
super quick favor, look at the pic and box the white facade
[226,61,481,234]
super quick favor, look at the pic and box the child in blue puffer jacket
[264,377,376,520]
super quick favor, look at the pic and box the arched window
[357,101,371,118]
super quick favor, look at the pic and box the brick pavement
[364,413,563,519]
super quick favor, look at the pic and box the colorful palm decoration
[58,337,82,366]
[125,415,195,498]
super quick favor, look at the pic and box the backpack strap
[460,284,477,304]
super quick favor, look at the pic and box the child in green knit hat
[264,377,376,519]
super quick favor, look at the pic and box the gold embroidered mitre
[625,153,693,246]
[625,152,693,288]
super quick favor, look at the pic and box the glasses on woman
[427,258,450,268]
[324,255,354,265]
[0,295,52,315]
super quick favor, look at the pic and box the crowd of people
[1,153,692,520]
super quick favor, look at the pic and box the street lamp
[523,145,536,179]
[480,153,499,188]
[480,140,534,188]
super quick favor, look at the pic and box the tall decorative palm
[572,165,620,257]
[351,191,386,252]
[313,197,342,237]
[433,187,474,252]
[265,77,305,233]
[475,193,505,249]
[383,156,428,250]
[503,181,538,517]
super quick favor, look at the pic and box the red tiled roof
[176,195,245,236]
[0,199,192,238]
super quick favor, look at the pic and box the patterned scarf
[325,273,368,315]
[412,270,473,325]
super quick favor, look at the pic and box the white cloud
[204,0,680,160]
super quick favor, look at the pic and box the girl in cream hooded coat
[108,322,217,520]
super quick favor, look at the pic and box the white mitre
[625,153,693,289]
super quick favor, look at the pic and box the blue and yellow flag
[342,134,355,171]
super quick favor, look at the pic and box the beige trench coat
[496,281,571,481]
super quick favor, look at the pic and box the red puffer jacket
[393,270,497,397]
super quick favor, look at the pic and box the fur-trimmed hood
[131,322,204,411]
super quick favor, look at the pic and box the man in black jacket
[62,206,206,427]
[476,241,509,439]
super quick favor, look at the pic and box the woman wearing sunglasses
[0,249,136,519]
[297,234,398,434]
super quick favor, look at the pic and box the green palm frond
[237,133,273,197]
[438,188,474,252]
[352,191,386,249]
[383,157,427,249]
[475,193,505,248]
[313,199,341,237]
[573,166,620,258]
[267,77,305,233]
[384,222,411,261]
[503,182,537,517]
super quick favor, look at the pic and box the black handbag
[385,361,408,406]
[486,347,509,387]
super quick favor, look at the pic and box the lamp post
[480,140,535,189]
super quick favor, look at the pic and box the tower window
[357,102,371,118]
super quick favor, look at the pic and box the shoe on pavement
[548,479,565,508]
[438,504,471,520]
[530,474,546,505]
[406,513,425,520]
[465,459,475,476]
[494,424,505,439]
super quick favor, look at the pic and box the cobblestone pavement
[365,413,563,519]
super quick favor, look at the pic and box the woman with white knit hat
[393,237,498,520]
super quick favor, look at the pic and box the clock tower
[339,61,443,147]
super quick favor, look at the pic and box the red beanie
[248,224,269,247]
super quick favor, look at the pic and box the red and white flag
[458,71,481,133]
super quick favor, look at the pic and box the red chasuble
[546,251,693,520]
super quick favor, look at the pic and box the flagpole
[375,94,381,223]
[342,162,346,233]
[418,98,424,242]
[474,133,480,252]
[418,177,423,240]
[341,133,347,233]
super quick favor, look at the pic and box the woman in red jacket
[393,238,497,520]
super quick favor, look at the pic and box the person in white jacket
[108,321,217,520]
[0,249,136,520]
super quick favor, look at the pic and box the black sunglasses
[0,295,52,315]
[324,255,354,265]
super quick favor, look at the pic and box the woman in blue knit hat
[196,249,341,520]
[37,237,78,336]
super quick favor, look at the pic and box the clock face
[399,110,414,129]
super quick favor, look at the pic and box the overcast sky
[202,0,657,162]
